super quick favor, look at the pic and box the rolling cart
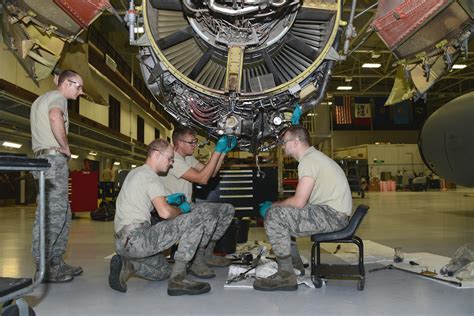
[336,159,368,198]
[0,156,50,316]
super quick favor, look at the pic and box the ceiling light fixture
[89,151,97,156]
[362,63,382,68]
[337,85,353,91]
[131,164,137,168]
[113,161,120,166]
[2,141,22,148]
[71,154,79,159]
[452,64,467,69]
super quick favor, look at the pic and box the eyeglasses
[67,79,83,90]
[153,149,174,162]
[179,139,198,145]
[280,138,297,145]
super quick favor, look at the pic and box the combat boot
[189,248,216,278]
[206,255,232,267]
[59,258,83,276]
[253,269,298,291]
[205,241,232,267]
[109,254,133,293]
[37,264,74,283]
[167,273,211,296]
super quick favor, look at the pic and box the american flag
[335,96,352,125]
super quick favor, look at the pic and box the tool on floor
[421,268,437,276]
[226,248,264,284]
[230,253,253,265]
[369,263,461,287]
[369,264,395,273]
[333,244,341,254]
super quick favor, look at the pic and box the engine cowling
[135,0,342,151]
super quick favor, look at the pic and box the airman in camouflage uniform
[110,139,221,296]
[160,126,237,278]
[30,70,84,283]
[254,125,352,291]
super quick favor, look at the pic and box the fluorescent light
[337,85,353,91]
[89,151,97,156]
[362,63,382,68]
[328,101,333,105]
[452,64,467,69]
[71,154,79,159]
[131,164,137,168]
[2,141,22,148]
[113,161,120,166]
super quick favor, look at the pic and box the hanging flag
[354,97,371,128]
[392,101,412,125]
[373,97,391,128]
[354,103,371,118]
[334,96,352,125]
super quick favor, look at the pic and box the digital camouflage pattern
[264,204,349,257]
[115,206,220,280]
[32,154,71,266]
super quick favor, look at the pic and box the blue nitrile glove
[223,136,238,154]
[215,135,228,153]
[166,193,186,206]
[259,201,272,218]
[291,103,302,125]
[179,201,192,214]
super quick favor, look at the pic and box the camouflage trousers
[115,208,219,280]
[265,204,349,257]
[31,154,71,265]
[190,202,234,241]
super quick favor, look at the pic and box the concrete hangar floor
[1,189,473,315]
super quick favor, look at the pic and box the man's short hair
[172,125,196,145]
[147,138,170,156]
[284,125,310,146]
[57,70,81,85]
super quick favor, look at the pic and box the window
[137,115,144,144]
[154,128,160,140]
[108,95,120,132]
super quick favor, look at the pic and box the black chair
[310,205,369,291]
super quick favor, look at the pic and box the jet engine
[131,0,343,151]
[419,92,474,187]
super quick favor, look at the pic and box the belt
[116,222,147,239]
[34,148,66,158]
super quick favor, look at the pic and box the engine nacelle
[134,0,342,151]
[419,92,474,187]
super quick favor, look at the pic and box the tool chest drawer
[194,165,277,217]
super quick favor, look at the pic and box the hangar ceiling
[0,0,473,158]
[100,0,474,114]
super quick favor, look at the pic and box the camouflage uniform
[159,153,235,243]
[264,204,348,257]
[190,202,234,241]
[115,208,218,280]
[32,154,71,265]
